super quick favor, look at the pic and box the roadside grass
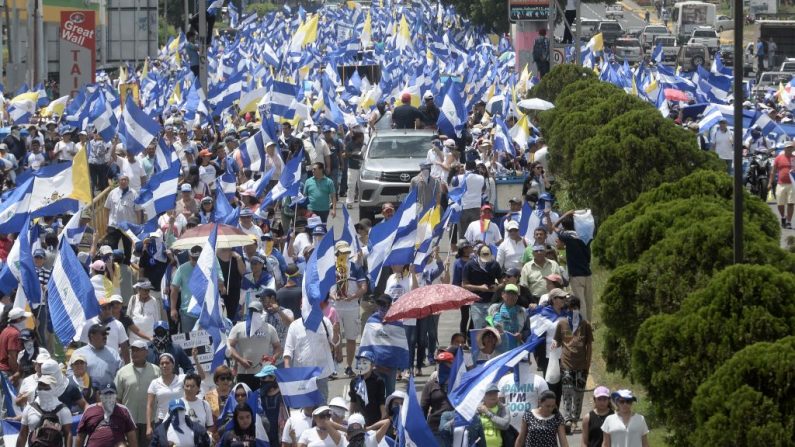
[589,263,672,446]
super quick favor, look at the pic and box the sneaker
[345,366,355,377]
[783,218,788,228]
[787,222,793,229]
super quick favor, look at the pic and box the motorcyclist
[746,126,771,153]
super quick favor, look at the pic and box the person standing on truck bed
[419,92,440,127]
[392,93,425,129]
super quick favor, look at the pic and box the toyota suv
[358,129,435,221]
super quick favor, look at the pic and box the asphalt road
[553,1,649,41]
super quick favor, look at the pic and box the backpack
[28,403,64,447]
[533,37,549,62]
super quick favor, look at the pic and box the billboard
[59,10,96,95]
[509,0,550,22]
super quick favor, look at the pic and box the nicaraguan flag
[437,81,466,138]
[88,91,118,142]
[235,130,267,170]
[252,167,276,198]
[8,216,42,308]
[383,188,419,267]
[529,305,563,338]
[215,386,270,446]
[366,188,418,284]
[492,116,515,157]
[60,206,92,246]
[413,205,442,272]
[448,345,467,395]
[301,229,336,332]
[135,161,180,220]
[449,336,544,422]
[213,181,239,226]
[274,367,325,409]
[118,94,161,155]
[1,372,21,416]
[267,81,299,119]
[260,149,304,210]
[0,177,33,235]
[339,205,360,256]
[188,224,227,369]
[153,136,179,174]
[358,313,409,370]
[651,42,663,65]
[397,374,438,446]
[2,420,20,447]
[48,237,100,345]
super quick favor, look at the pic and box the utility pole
[732,0,743,263]
[198,0,207,91]
[184,0,189,32]
[575,0,581,64]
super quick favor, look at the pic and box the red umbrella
[664,88,690,102]
[383,284,480,323]
[172,223,256,249]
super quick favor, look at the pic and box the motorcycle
[744,150,771,200]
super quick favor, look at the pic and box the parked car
[677,43,711,72]
[688,27,720,55]
[780,59,795,73]
[614,37,644,64]
[605,4,624,20]
[715,15,734,32]
[597,20,625,46]
[358,129,435,222]
[641,25,670,50]
[573,19,601,41]
[653,35,679,65]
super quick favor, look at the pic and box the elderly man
[72,324,125,392]
[496,220,527,272]
[175,183,199,218]
[520,244,564,299]
[104,174,141,264]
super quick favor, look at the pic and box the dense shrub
[691,336,795,446]
[527,64,598,102]
[600,215,793,374]
[632,265,795,441]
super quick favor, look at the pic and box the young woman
[581,386,614,447]
[219,403,257,447]
[515,390,568,447]
[601,389,649,447]
[147,350,204,437]
[297,406,344,447]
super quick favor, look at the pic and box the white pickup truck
[605,4,624,20]
[688,27,720,55]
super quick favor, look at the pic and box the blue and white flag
[518,201,533,238]
[492,116,515,157]
[88,91,118,142]
[236,131,267,170]
[11,216,42,308]
[188,224,227,369]
[215,385,270,446]
[437,81,466,138]
[448,345,466,395]
[367,188,417,284]
[268,81,299,119]
[301,229,336,332]
[358,313,409,369]
[529,305,564,338]
[252,167,276,198]
[449,336,544,422]
[135,161,180,220]
[1,372,21,417]
[398,374,439,447]
[274,366,325,409]
[153,137,179,174]
[213,181,240,226]
[1,420,20,447]
[60,206,92,246]
[339,205,361,256]
[0,178,33,234]
[48,237,100,345]
[383,189,419,267]
[651,42,663,65]
[118,94,161,155]
[260,149,304,210]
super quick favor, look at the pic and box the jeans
[469,302,491,330]
[89,163,110,192]
[375,367,397,397]
[405,322,427,369]
[424,314,439,361]
[104,226,132,264]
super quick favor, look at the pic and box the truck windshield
[693,30,716,37]
[368,136,430,159]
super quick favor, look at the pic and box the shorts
[777,183,795,205]
[336,304,361,340]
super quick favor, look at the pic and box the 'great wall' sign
[59,10,96,96]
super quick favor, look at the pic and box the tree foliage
[600,215,794,374]
[442,0,510,33]
[631,265,795,441]
[528,64,598,103]
[691,336,795,446]
[569,109,723,221]
[592,172,781,268]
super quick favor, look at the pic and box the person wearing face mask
[17,374,73,447]
[66,354,96,410]
[410,162,444,213]
[383,390,406,439]
[347,352,386,427]
[0,307,34,387]
[344,412,391,447]
[146,321,195,374]
[254,364,288,445]
[76,383,138,447]
[16,329,47,379]
[551,296,593,435]
[150,398,212,447]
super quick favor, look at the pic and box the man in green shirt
[115,340,161,445]
[170,245,226,333]
[303,161,337,224]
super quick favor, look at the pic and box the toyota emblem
[400,173,410,182]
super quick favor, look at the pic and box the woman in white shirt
[601,389,650,447]
[384,265,419,376]
[297,406,345,447]
[147,351,205,437]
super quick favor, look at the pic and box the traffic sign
[509,0,550,22]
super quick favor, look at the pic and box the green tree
[631,265,795,442]
[691,336,795,446]
[527,64,598,103]
[600,215,794,374]
[592,171,781,268]
[443,0,510,33]
[569,109,722,221]
[245,2,279,17]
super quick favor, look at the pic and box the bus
[671,1,717,43]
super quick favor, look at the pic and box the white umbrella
[517,98,555,111]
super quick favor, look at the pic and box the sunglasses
[217,376,233,382]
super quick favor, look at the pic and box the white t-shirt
[345,431,382,447]
[498,364,550,432]
[292,233,313,260]
[297,428,344,447]
[713,128,733,160]
[601,413,650,447]
[117,158,147,191]
[283,318,335,379]
[199,164,217,189]
[184,398,214,428]
[21,401,73,428]
[281,411,313,444]
[455,173,486,210]
[385,274,415,325]
[55,141,77,161]
[79,317,128,351]
[27,152,45,170]
[147,374,186,420]
[464,220,502,246]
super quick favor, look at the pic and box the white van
[671,1,717,43]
